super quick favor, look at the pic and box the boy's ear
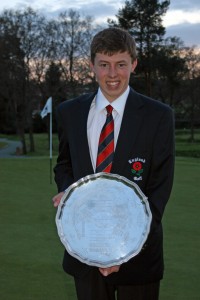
[131,59,137,73]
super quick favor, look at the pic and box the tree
[51,10,95,97]
[0,7,47,152]
[108,0,170,96]
[43,62,62,146]
[182,47,200,140]
[153,36,187,106]
[15,7,48,152]
[0,23,27,152]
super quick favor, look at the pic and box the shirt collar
[95,86,130,116]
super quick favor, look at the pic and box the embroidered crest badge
[129,158,146,181]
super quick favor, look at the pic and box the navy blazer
[54,87,175,285]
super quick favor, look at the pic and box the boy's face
[90,51,137,102]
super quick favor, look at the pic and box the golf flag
[40,97,53,184]
[40,97,52,118]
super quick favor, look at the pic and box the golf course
[0,132,199,299]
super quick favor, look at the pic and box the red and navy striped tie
[96,105,114,173]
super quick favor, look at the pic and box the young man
[53,28,175,300]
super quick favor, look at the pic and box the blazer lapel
[112,89,145,173]
[74,89,145,176]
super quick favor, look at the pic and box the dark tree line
[0,8,97,153]
[0,1,200,153]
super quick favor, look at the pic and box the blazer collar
[75,88,145,175]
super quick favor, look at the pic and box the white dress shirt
[87,86,130,171]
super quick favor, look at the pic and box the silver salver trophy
[56,173,152,268]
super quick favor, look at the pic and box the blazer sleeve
[146,106,175,226]
[54,104,74,192]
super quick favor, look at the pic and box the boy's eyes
[99,63,127,68]
[100,63,108,68]
[118,63,126,68]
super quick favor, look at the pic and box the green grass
[175,129,200,158]
[0,158,76,300]
[0,133,59,156]
[0,131,200,299]
[0,157,199,299]
[26,134,59,156]
[161,157,200,299]
[1,129,200,158]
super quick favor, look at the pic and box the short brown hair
[90,27,137,63]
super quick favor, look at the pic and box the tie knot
[106,105,113,115]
